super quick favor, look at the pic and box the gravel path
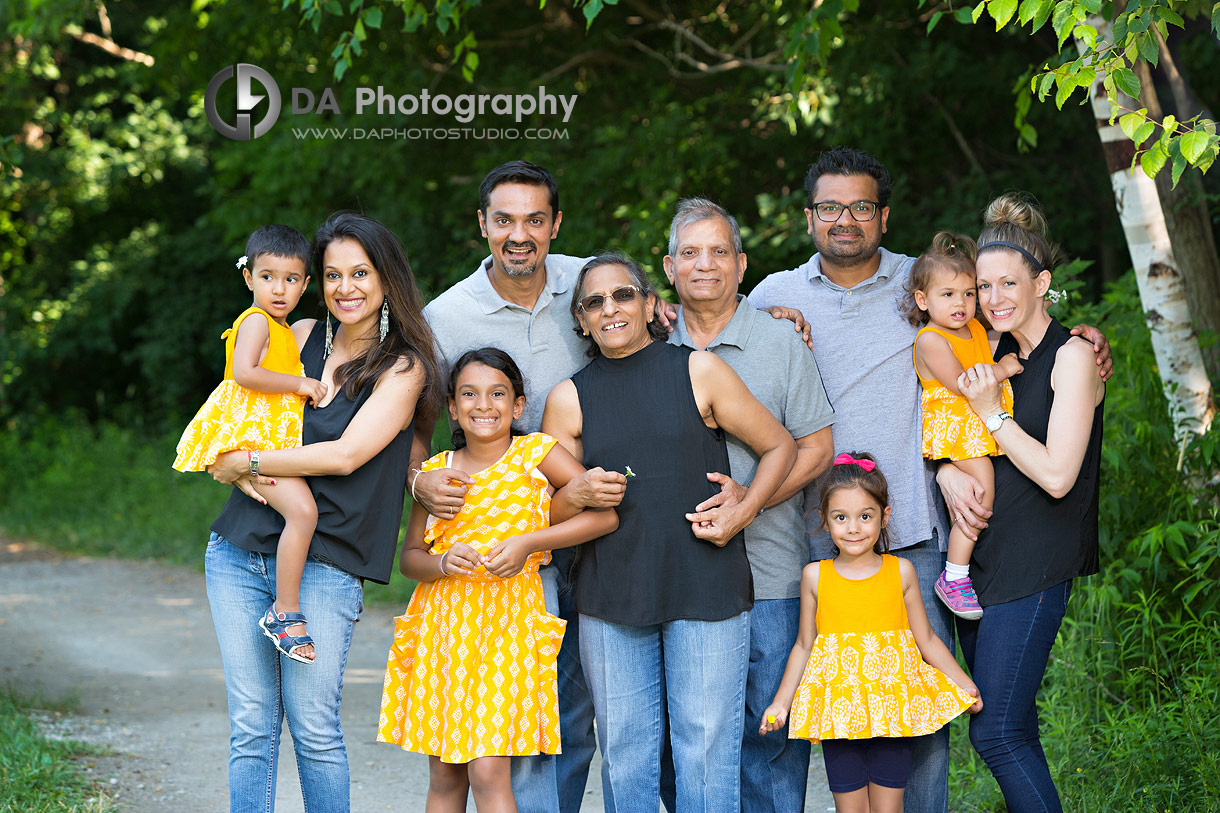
[0,540,832,811]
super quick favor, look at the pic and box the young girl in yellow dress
[902,233,1022,621]
[761,453,982,813]
[378,347,617,812]
[173,225,326,664]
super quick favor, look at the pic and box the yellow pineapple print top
[172,306,305,471]
[788,556,975,743]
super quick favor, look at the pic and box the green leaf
[349,0,361,12]
[973,0,988,23]
[354,18,366,40]
[1212,1,1220,36]
[1073,22,1097,47]
[1112,10,1129,41]
[1138,31,1159,66]
[1128,12,1149,34]
[1134,120,1156,146]
[1162,114,1178,137]
[1119,110,1145,140]
[927,10,944,33]
[1156,6,1184,28]
[955,6,975,23]
[1018,0,1041,25]
[334,55,349,81]
[1170,152,1187,187]
[1140,145,1168,177]
[1051,1,1074,39]
[1079,0,1102,12]
[323,0,342,14]
[583,0,605,26]
[1031,0,1054,31]
[1114,67,1140,98]
[363,7,382,28]
[1038,70,1056,98]
[991,0,1018,29]
[1019,122,1039,147]
[1055,75,1078,108]
[1179,131,1210,163]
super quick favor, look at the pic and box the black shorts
[821,737,913,793]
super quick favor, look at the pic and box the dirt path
[0,540,832,812]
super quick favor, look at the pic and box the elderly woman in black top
[542,252,795,812]
[206,213,442,812]
[953,194,1106,812]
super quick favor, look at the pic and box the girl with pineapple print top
[761,453,981,813]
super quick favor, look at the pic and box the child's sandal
[258,606,316,664]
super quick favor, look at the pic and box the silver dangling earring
[324,313,333,359]
[379,300,389,342]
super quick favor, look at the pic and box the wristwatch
[985,411,1012,433]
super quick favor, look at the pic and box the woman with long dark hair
[205,212,442,812]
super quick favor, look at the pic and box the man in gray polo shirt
[411,160,607,813]
[664,198,834,813]
[748,146,1110,813]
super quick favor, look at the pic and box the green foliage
[0,690,117,812]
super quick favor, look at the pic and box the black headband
[978,240,1043,272]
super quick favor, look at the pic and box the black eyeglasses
[577,285,643,313]
[811,200,880,222]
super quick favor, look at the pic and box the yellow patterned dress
[788,556,975,743]
[173,306,305,471]
[377,433,566,764]
[916,318,1015,461]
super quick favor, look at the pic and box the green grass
[0,691,116,812]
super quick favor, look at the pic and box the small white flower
[624,466,636,478]
[1046,288,1068,304]
[236,255,249,269]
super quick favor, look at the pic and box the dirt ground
[0,539,833,812]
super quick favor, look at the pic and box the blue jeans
[740,598,811,812]
[958,581,1071,813]
[511,562,599,813]
[205,532,363,813]
[581,611,750,813]
[891,537,952,813]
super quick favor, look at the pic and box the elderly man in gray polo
[663,198,835,813]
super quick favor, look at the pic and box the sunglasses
[577,285,643,313]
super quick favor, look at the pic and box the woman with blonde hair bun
[950,192,1106,811]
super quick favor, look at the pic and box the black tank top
[571,341,753,625]
[210,321,414,584]
[972,319,1103,605]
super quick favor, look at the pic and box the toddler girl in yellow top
[902,233,1021,621]
[761,453,981,813]
[174,225,326,664]
[378,348,616,812]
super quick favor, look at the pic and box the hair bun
[983,192,1048,237]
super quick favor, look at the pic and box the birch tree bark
[1077,16,1215,441]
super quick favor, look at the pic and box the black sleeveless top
[210,321,414,584]
[972,319,1103,606]
[571,341,753,625]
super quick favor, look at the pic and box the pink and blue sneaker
[934,573,983,620]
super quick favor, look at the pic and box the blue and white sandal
[258,605,316,664]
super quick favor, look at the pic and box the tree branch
[64,25,154,66]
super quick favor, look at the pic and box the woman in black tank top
[542,253,795,811]
[204,214,442,812]
[951,195,1106,812]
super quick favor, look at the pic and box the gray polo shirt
[748,247,948,558]
[670,297,835,600]
[423,253,590,433]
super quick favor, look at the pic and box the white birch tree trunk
[1077,18,1215,441]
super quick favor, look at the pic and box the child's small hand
[998,352,1024,378]
[758,704,788,735]
[483,534,534,579]
[963,682,984,714]
[297,377,328,406]
[440,542,481,577]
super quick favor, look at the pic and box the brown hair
[816,452,892,555]
[900,232,978,327]
[976,192,1063,276]
[310,212,443,421]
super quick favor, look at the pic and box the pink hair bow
[833,453,875,472]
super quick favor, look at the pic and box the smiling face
[244,254,309,325]
[448,361,524,444]
[975,250,1051,333]
[823,485,890,558]
[575,262,657,358]
[663,215,746,312]
[478,182,563,281]
[805,173,889,269]
[914,264,977,331]
[321,237,384,337]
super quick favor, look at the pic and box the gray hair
[667,197,743,257]
[569,252,667,358]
